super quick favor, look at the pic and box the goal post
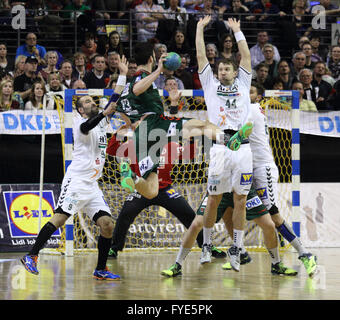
[49,88,300,255]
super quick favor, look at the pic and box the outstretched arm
[227,18,251,73]
[195,16,211,73]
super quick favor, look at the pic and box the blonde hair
[0,79,14,111]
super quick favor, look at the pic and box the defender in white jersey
[196,16,253,271]
[249,82,317,277]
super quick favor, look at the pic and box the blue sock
[276,221,296,243]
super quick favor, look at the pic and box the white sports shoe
[200,244,212,264]
[227,246,241,272]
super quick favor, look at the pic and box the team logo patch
[3,191,60,237]
[256,188,268,200]
[240,173,253,185]
[166,188,180,199]
[138,156,154,176]
[246,196,262,209]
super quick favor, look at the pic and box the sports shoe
[93,267,120,281]
[240,251,252,265]
[211,246,226,258]
[227,246,241,272]
[161,262,182,277]
[271,262,298,276]
[200,243,212,264]
[299,253,317,277]
[222,262,232,270]
[120,162,135,193]
[108,248,118,259]
[227,122,253,151]
[21,254,39,275]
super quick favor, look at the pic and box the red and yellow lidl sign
[3,191,60,237]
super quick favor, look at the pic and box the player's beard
[88,104,99,118]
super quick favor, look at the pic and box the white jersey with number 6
[198,63,252,131]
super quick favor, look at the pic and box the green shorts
[196,187,268,221]
[134,114,189,178]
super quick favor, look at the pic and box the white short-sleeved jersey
[249,103,276,168]
[198,63,252,131]
[65,114,109,182]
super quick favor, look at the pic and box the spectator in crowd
[72,79,87,89]
[206,43,218,71]
[327,45,340,81]
[301,42,315,70]
[154,43,167,67]
[180,0,203,13]
[40,51,59,82]
[72,52,87,80]
[135,0,165,42]
[24,81,54,110]
[167,29,192,58]
[259,43,278,80]
[107,31,127,58]
[310,33,327,62]
[12,55,27,78]
[249,0,280,28]
[13,56,40,101]
[0,43,14,75]
[106,51,120,77]
[291,80,317,112]
[83,54,110,89]
[156,0,187,44]
[274,59,294,90]
[154,66,184,90]
[254,62,272,89]
[127,58,137,81]
[106,74,118,90]
[0,79,21,111]
[62,0,90,20]
[16,33,46,66]
[311,0,340,32]
[60,60,76,89]
[45,72,66,93]
[220,0,251,34]
[299,68,332,111]
[249,30,280,68]
[290,51,306,79]
[86,0,111,19]
[218,33,238,63]
[272,78,284,90]
[81,32,98,66]
[330,79,340,110]
[298,36,310,49]
[174,54,193,89]
[163,76,188,113]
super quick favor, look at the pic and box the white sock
[233,229,244,249]
[290,238,307,256]
[176,246,191,265]
[203,227,213,245]
[267,247,281,265]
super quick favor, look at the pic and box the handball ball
[164,52,181,71]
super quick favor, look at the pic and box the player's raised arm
[195,16,211,73]
[227,18,251,73]
[114,55,129,95]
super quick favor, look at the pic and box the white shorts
[56,176,111,221]
[207,144,253,195]
[253,164,279,211]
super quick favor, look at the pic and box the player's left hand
[118,55,129,76]
[226,18,241,33]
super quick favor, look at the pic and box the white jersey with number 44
[249,103,276,168]
[198,63,252,131]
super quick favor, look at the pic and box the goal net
[49,89,299,255]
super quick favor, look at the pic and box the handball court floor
[0,248,339,300]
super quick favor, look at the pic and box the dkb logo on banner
[3,191,60,237]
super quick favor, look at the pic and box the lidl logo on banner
[3,191,60,237]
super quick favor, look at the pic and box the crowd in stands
[0,0,340,112]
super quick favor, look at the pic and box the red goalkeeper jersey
[106,135,196,190]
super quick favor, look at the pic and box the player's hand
[168,89,182,104]
[226,18,241,33]
[118,55,129,76]
[197,15,211,29]
[103,102,116,116]
[157,53,167,73]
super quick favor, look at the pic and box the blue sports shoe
[93,267,121,281]
[21,254,39,275]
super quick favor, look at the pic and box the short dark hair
[92,54,105,63]
[255,62,269,71]
[251,81,265,97]
[75,96,85,115]
[216,58,238,72]
[134,42,154,66]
